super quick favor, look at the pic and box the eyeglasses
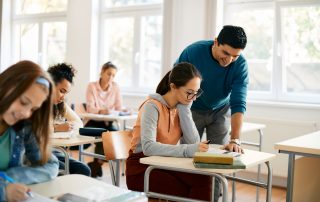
[183,88,203,100]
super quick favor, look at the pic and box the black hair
[217,25,247,49]
[47,63,76,84]
[156,62,202,95]
[47,63,77,119]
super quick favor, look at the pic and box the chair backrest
[102,130,132,160]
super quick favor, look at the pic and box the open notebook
[52,131,73,139]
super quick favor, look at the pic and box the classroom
[0,0,319,202]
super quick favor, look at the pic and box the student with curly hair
[48,63,91,176]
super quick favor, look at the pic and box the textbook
[193,152,234,164]
[193,159,246,169]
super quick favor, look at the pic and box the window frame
[98,1,163,94]
[11,1,67,69]
[224,0,320,104]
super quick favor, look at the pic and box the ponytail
[156,71,171,95]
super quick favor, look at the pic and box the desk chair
[102,130,132,186]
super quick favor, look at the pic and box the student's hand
[99,109,111,115]
[6,183,29,202]
[198,141,209,152]
[222,143,244,153]
[122,108,132,115]
[54,122,74,132]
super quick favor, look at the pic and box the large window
[99,0,163,93]
[224,0,320,104]
[12,0,67,69]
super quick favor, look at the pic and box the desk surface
[29,174,146,201]
[140,146,275,174]
[241,122,266,133]
[274,130,320,155]
[51,135,101,147]
[79,113,137,121]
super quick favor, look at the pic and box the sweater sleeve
[64,103,83,131]
[5,154,59,185]
[230,59,249,114]
[140,102,199,158]
[177,103,200,144]
[86,83,100,114]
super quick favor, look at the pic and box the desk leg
[144,166,229,202]
[115,159,120,187]
[286,154,295,202]
[265,161,272,202]
[79,145,84,162]
[256,128,264,202]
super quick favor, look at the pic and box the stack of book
[193,148,246,169]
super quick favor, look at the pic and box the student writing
[126,62,212,201]
[0,60,59,201]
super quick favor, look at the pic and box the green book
[193,159,246,169]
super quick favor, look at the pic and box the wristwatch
[229,138,241,146]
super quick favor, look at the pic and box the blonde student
[85,61,129,177]
[0,60,59,202]
[126,62,212,201]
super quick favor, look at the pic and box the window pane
[103,18,134,87]
[104,0,162,7]
[225,8,274,92]
[15,0,67,14]
[139,15,162,89]
[282,6,320,94]
[14,23,39,62]
[43,22,67,68]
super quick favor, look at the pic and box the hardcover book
[193,159,246,169]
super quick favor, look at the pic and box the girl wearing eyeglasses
[126,62,211,201]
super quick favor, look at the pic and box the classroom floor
[70,150,286,202]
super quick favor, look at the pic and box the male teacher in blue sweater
[177,25,247,152]
[177,24,248,201]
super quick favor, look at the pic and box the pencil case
[79,127,107,137]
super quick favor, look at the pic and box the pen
[0,172,14,183]
[0,172,34,198]
[206,140,211,144]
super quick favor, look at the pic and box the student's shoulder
[186,40,213,50]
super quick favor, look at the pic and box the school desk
[140,146,275,202]
[28,174,147,201]
[275,130,320,202]
[51,134,102,174]
[79,112,137,130]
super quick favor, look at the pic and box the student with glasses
[176,25,248,202]
[126,62,212,201]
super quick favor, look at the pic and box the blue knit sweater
[176,40,249,114]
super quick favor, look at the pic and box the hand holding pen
[198,140,211,152]
[0,172,33,201]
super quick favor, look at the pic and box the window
[224,0,320,104]
[99,0,163,93]
[12,0,67,69]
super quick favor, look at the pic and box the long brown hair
[0,60,54,164]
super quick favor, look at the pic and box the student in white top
[48,63,91,176]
